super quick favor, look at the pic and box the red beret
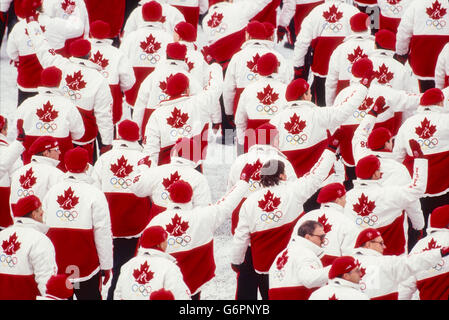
[142,1,162,22]
[263,22,275,39]
[350,12,369,33]
[246,21,266,40]
[168,180,193,204]
[29,136,58,155]
[0,115,6,131]
[257,53,279,76]
[367,127,392,151]
[69,39,91,58]
[285,79,310,102]
[430,205,449,229]
[22,0,42,14]
[255,122,278,146]
[140,226,168,249]
[150,288,175,300]
[166,73,189,98]
[317,183,346,204]
[171,137,202,164]
[328,256,358,279]
[65,147,89,173]
[420,88,445,106]
[46,274,73,299]
[118,120,139,142]
[352,58,373,78]
[355,155,381,179]
[355,228,381,248]
[40,66,62,88]
[90,20,111,39]
[166,42,187,61]
[14,195,41,217]
[174,21,197,42]
[375,29,396,51]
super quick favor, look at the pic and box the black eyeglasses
[310,234,326,241]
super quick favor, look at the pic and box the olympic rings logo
[131,283,152,297]
[275,269,286,281]
[353,110,367,120]
[36,121,58,133]
[210,23,228,36]
[322,237,329,247]
[360,281,367,291]
[247,73,259,81]
[388,5,402,15]
[17,189,34,197]
[101,70,109,79]
[248,179,261,192]
[432,259,445,272]
[260,210,283,223]
[139,53,161,64]
[160,191,169,201]
[426,19,447,30]
[27,39,34,48]
[159,93,168,101]
[0,254,18,268]
[170,126,192,138]
[418,138,438,150]
[110,177,132,190]
[63,86,82,101]
[355,215,378,227]
[56,209,78,222]
[256,104,278,115]
[167,235,191,248]
[323,22,343,33]
[285,133,308,145]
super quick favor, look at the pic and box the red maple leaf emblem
[276,250,289,270]
[137,156,152,168]
[347,46,368,64]
[165,213,189,237]
[36,101,58,122]
[207,12,224,28]
[353,193,376,217]
[323,5,344,23]
[257,85,279,105]
[159,76,171,94]
[258,190,281,212]
[250,159,263,181]
[185,58,194,72]
[423,238,442,251]
[329,294,339,300]
[166,107,189,129]
[387,0,401,4]
[65,71,86,91]
[90,51,109,69]
[318,214,332,233]
[373,64,394,84]
[358,97,374,111]
[162,171,181,189]
[61,0,76,14]
[57,187,79,210]
[160,16,166,23]
[427,1,447,20]
[415,118,437,139]
[133,261,154,285]
[247,54,261,73]
[360,266,366,278]
[2,233,21,256]
[19,168,37,190]
[284,113,306,134]
[140,34,161,54]
[110,156,133,178]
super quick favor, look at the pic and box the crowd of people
[0,0,448,300]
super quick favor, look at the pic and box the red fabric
[233,87,245,115]
[63,34,85,59]
[376,212,406,256]
[22,135,73,168]
[336,80,350,96]
[124,66,155,107]
[311,36,345,76]
[231,197,247,235]
[47,227,100,279]
[282,139,328,178]
[0,273,39,300]
[141,107,155,138]
[17,54,43,89]
[76,107,98,144]
[269,285,318,300]
[321,254,338,267]
[75,142,95,164]
[445,75,449,88]
[84,0,125,38]
[172,5,199,33]
[148,202,166,223]
[409,35,449,78]
[250,216,300,273]
[158,143,175,166]
[356,0,377,4]
[171,240,215,295]
[198,123,209,162]
[206,29,246,69]
[417,272,449,300]
[244,119,270,152]
[14,0,26,19]
[379,14,400,35]
[371,292,398,300]
[110,84,123,125]
[251,0,281,27]
[105,193,151,238]
[0,187,13,229]
[294,2,324,36]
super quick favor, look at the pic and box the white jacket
[114,248,191,300]
[42,0,90,36]
[378,0,417,33]
[309,278,369,300]
[278,0,325,28]
[435,42,449,89]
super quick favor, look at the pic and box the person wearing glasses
[268,220,331,300]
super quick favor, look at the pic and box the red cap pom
[150,288,175,300]
[90,20,111,39]
[375,29,396,51]
[246,21,266,40]
[171,137,202,164]
[350,12,369,33]
[0,115,6,132]
[166,42,187,61]
[14,195,41,217]
[285,79,310,102]
[69,39,91,58]
[174,21,197,42]
[317,183,346,204]
[328,256,358,279]
[118,120,140,142]
[420,88,445,106]
[46,274,73,299]
[355,155,381,179]
[263,22,275,39]
[430,205,449,229]
[29,136,58,155]
[255,122,278,146]
[40,66,62,88]
[168,180,193,204]
[351,58,373,78]
[166,73,189,98]
[354,228,381,248]
[367,127,392,151]
[256,53,278,76]
[65,147,89,173]
[142,1,162,22]
[22,0,42,15]
[140,226,168,249]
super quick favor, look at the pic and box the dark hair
[297,220,323,238]
[260,160,285,187]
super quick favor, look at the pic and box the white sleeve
[239,0,272,21]
[390,249,442,283]
[30,236,58,295]
[293,13,314,67]
[68,103,85,141]
[47,14,84,39]
[92,190,113,270]
[278,0,297,28]
[404,200,425,230]
[192,174,212,207]
[205,63,224,124]
[352,113,376,163]
[0,0,12,12]
[164,264,191,300]
[129,167,158,198]
[391,124,408,163]
[113,264,126,300]
[235,89,249,145]
[223,56,237,116]
[231,197,252,265]
[199,0,209,15]
[133,76,153,131]
[325,49,341,107]
[6,26,19,61]
[389,89,421,114]
[0,142,25,178]
[395,158,428,206]
[91,158,104,190]
[142,112,161,162]
[435,45,448,90]
[94,79,114,145]
[298,260,330,289]
[117,53,136,92]
[398,275,418,300]
[395,4,415,56]
[122,9,139,39]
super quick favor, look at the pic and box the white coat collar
[142,22,164,30]
[247,144,284,157]
[169,156,198,168]
[417,105,446,114]
[163,59,189,72]
[321,202,344,212]
[425,227,449,236]
[0,134,8,146]
[166,201,194,211]
[241,39,274,50]
[37,87,65,96]
[344,33,374,42]
[69,57,103,72]
[90,38,114,46]
[159,95,191,107]
[290,235,324,257]
[137,247,177,263]
[353,247,383,257]
[112,139,143,152]
[370,49,395,58]
[31,155,60,167]
[64,171,94,184]
[13,217,49,234]
[353,178,382,188]
[287,100,317,109]
[329,277,362,291]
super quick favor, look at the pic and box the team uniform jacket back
[308,277,369,300]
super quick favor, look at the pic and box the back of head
[328,256,358,279]
[246,21,267,40]
[350,12,370,34]
[420,88,445,107]
[166,42,188,61]
[168,180,193,204]
[430,205,449,229]
[142,1,162,22]
[355,155,380,180]
[140,226,168,250]
[256,53,279,77]
[29,135,59,156]
[64,147,89,173]
[285,79,310,102]
[69,39,92,59]
[40,66,62,88]
[174,21,197,42]
[367,128,392,151]
[354,228,381,248]
[317,183,346,204]
[90,20,111,40]
[259,159,285,187]
[150,288,175,300]
[375,29,396,51]
[166,73,189,98]
[14,195,41,218]
[118,120,140,142]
